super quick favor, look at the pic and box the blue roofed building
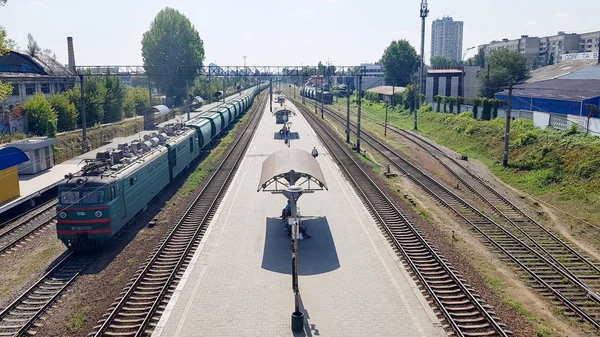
[495,79,600,116]
[0,147,29,204]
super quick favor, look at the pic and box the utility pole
[356,74,362,152]
[208,73,212,104]
[413,73,419,130]
[314,85,318,114]
[147,76,152,106]
[321,82,324,119]
[386,85,394,137]
[269,78,273,113]
[186,84,190,121]
[419,0,429,130]
[79,75,87,153]
[503,79,514,168]
[222,76,227,102]
[346,82,350,143]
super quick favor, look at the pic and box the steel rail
[325,104,600,283]
[0,251,89,336]
[312,101,600,328]
[349,107,600,277]
[295,99,509,337]
[92,92,268,337]
[391,126,600,277]
[0,200,58,254]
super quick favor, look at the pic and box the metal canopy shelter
[149,105,170,114]
[257,148,327,332]
[257,149,327,193]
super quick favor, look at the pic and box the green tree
[103,76,125,122]
[326,65,336,77]
[430,56,457,68]
[548,53,555,65]
[434,95,441,112]
[0,6,15,101]
[478,49,528,98]
[123,86,150,117]
[317,61,325,75]
[25,93,57,137]
[26,33,41,57]
[404,84,418,111]
[448,97,456,114]
[130,76,149,88]
[380,40,419,87]
[141,7,204,101]
[481,98,493,120]
[475,48,485,68]
[64,78,108,127]
[471,98,481,119]
[457,96,464,113]
[50,93,78,132]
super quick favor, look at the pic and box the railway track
[326,105,600,292]
[0,251,89,337]
[90,93,267,337]
[388,123,600,286]
[0,200,58,255]
[296,100,509,337]
[302,99,600,329]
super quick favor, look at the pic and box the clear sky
[0,0,599,67]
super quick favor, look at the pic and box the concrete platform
[0,89,253,215]
[152,101,446,336]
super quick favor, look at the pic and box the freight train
[55,83,268,250]
[300,86,333,104]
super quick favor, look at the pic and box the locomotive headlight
[95,211,103,218]
[59,212,67,219]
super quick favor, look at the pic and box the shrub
[419,104,432,113]
[448,97,456,114]
[564,122,579,136]
[25,93,57,137]
[515,131,538,147]
[50,93,78,132]
[472,98,481,119]
[481,99,493,120]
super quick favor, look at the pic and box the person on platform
[311,147,318,158]
[281,200,291,219]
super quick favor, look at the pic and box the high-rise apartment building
[479,31,600,69]
[431,16,464,63]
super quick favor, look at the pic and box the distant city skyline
[0,0,599,67]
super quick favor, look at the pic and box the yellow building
[0,147,29,204]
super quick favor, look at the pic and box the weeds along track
[0,251,89,336]
[329,105,600,292]
[0,199,58,255]
[90,93,268,337]
[294,99,509,337]
[389,124,600,286]
[311,100,600,329]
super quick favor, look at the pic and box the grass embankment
[320,96,581,336]
[53,119,143,164]
[0,132,27,145]
[334,98,600,226]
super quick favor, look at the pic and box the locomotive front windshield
[59,189,105,205]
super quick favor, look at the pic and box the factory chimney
[67,37,76,74]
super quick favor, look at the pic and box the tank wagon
[300,86,333,104]
[56,83,268,250]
